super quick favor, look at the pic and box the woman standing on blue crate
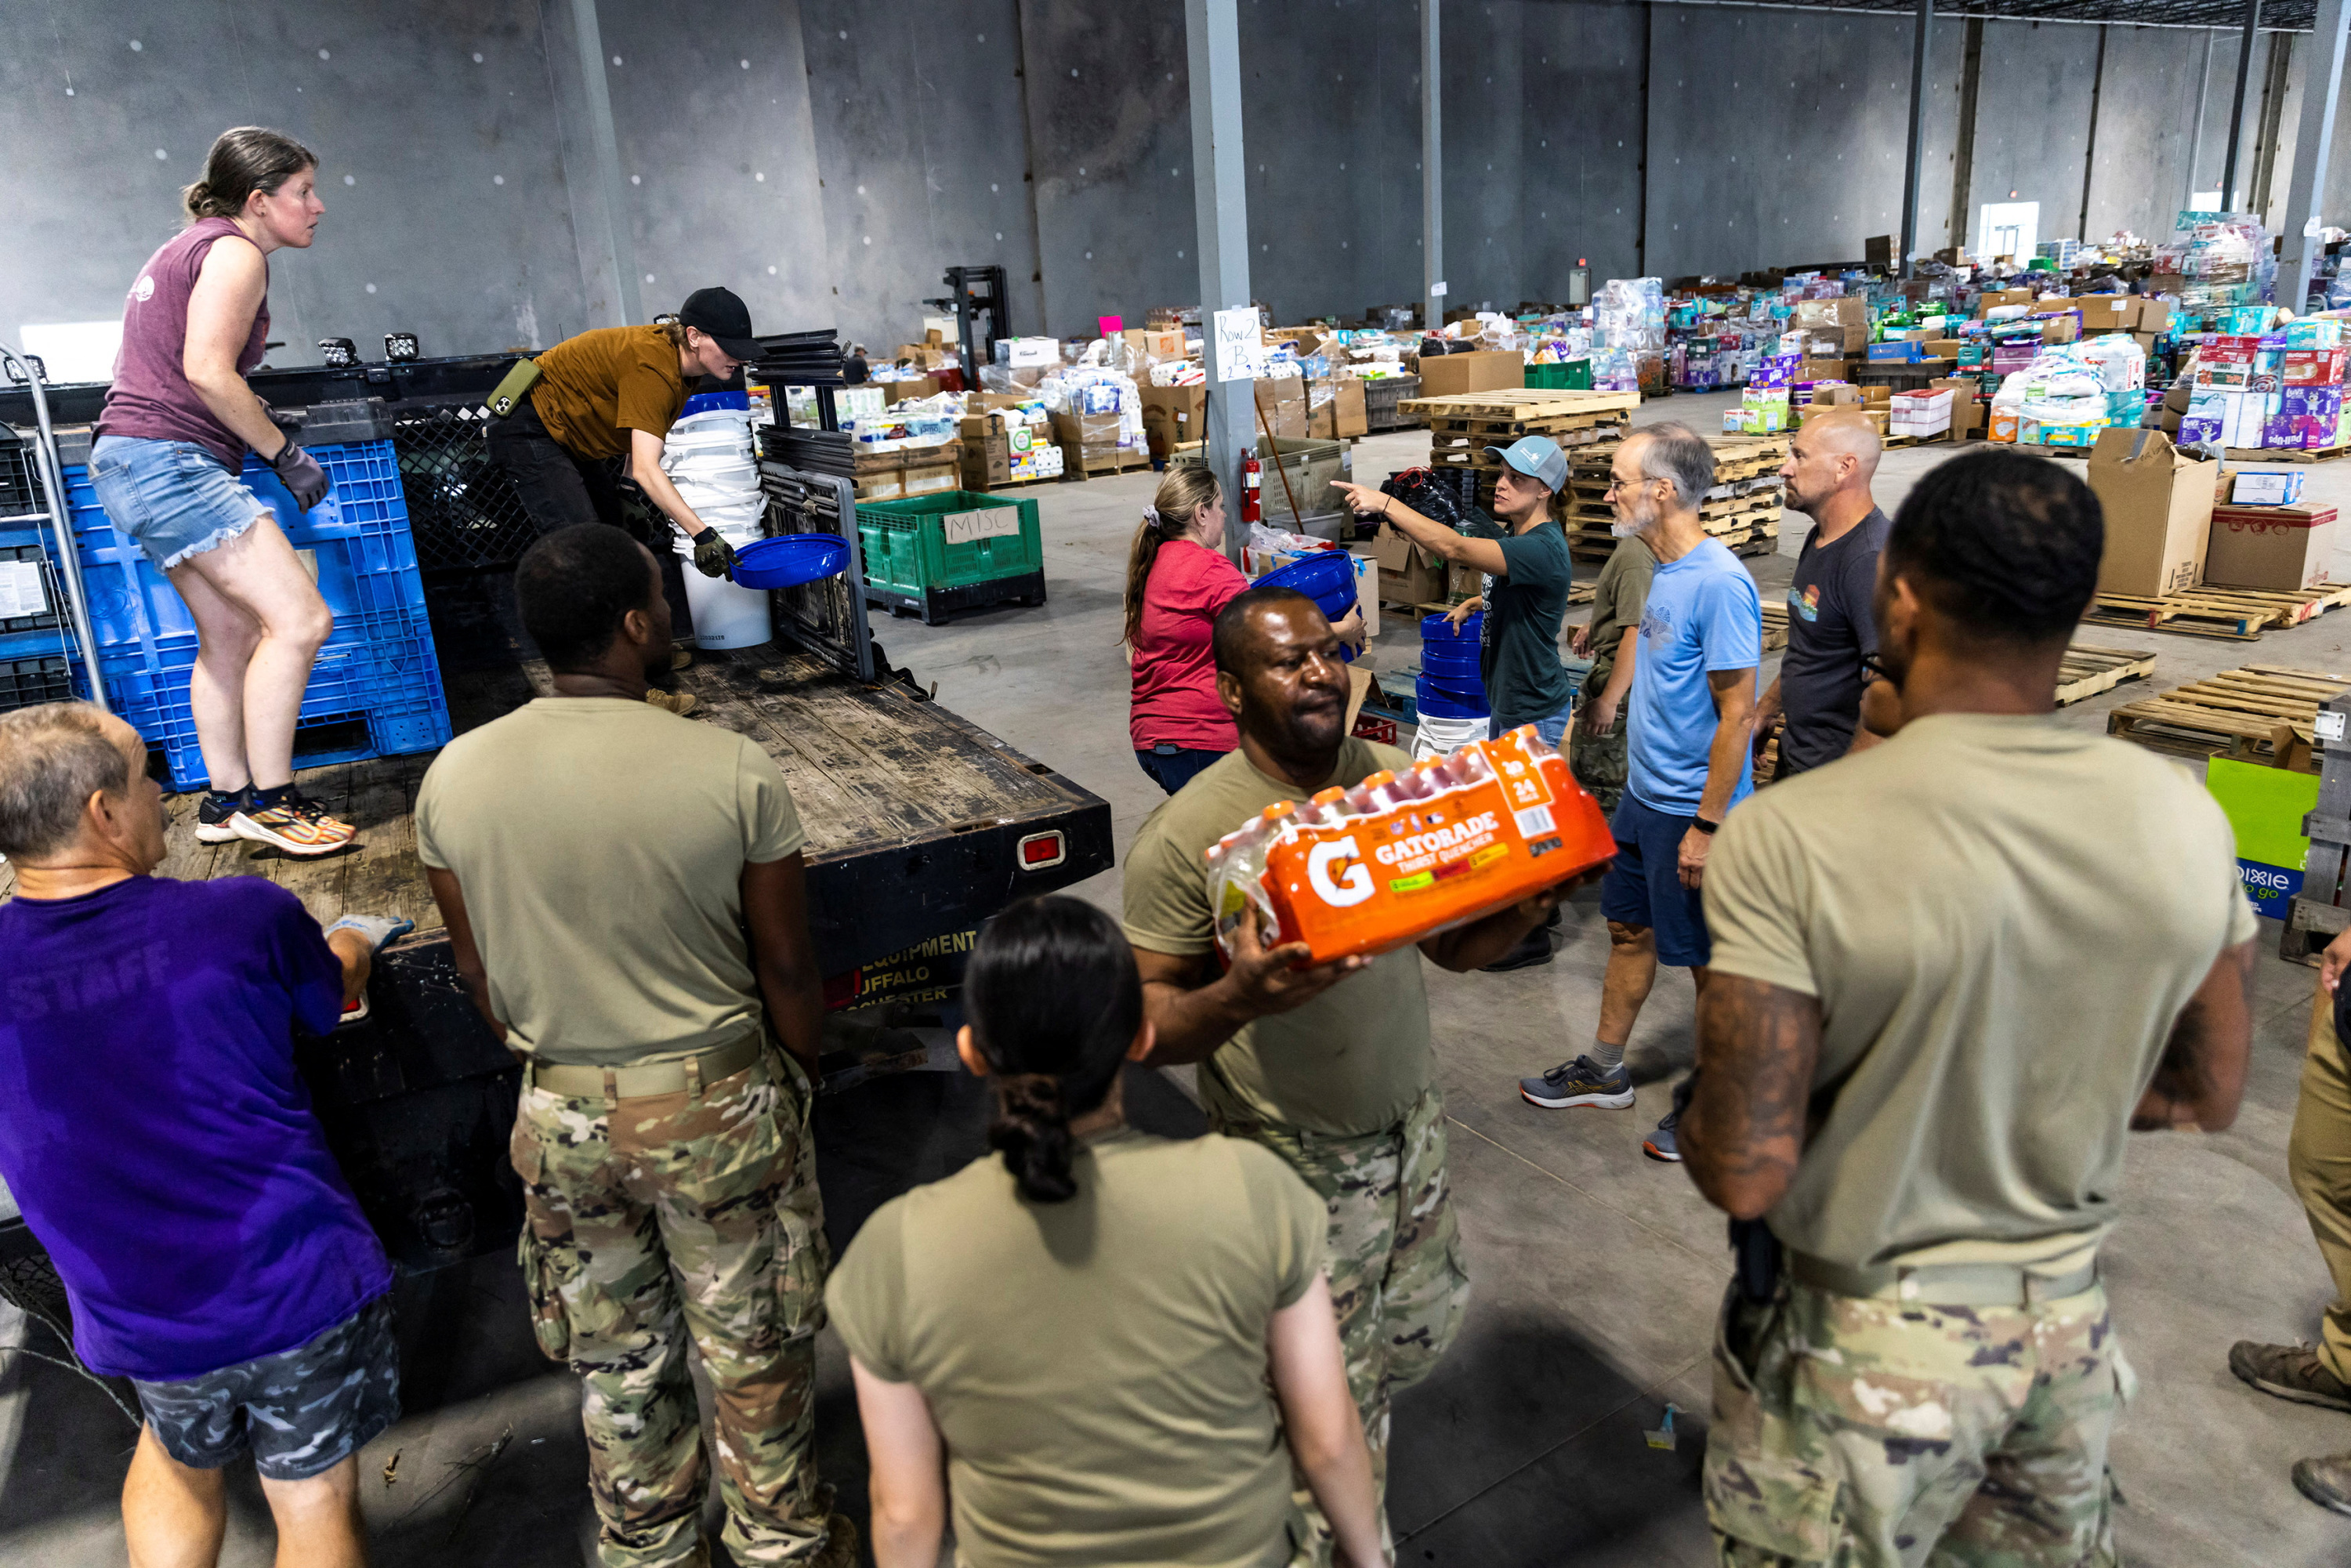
[87,126,353,856]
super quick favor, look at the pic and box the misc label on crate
[941,508,1023,546]
[2318,710,2346,741]
[0,561,50,617]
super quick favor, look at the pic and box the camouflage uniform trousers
[1212,1085,1471,1567]
[1568,664,1628,815]
[1704,1276,2133,1567]
[513,1043,833,1568]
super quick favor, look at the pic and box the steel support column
[2222,0,2263,209]
[1422,0,1444,332]
[2283,0,2351,310]
[2078,26,2107,244]
[569,0,640,326]
[1186,0,1255,562]
[1898,0,1934,277]
[1948,18,1983,256]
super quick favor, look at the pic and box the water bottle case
[1207,726,1616,966]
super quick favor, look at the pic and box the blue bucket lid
[1415,675,1490,718]
[730,532,850,589]
[1258,549,1357,619]
[682,389,751,416]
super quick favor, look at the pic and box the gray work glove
[261,400,307,442]
[692,530,740,578]
[271,437,331,510]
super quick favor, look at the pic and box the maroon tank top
[95,216,270,470]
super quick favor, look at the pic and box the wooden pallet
[1883,430,1954,449]
[1761,600,1788,651]
[1429,423,1624,465]
[2107,664,2351,763]
[1070,448,1153,478]
[1398,389,1643,427]
[2223,443,2351,465]
[2052,643,2158,706]
[1568,581,1596,606]
[2085,581,2351,640]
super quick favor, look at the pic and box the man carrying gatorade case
[484,288,766,712]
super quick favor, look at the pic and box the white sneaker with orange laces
[230,788,357,856]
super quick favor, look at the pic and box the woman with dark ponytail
[827,896,1385,1568]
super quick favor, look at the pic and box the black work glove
[692,530,740,578]
[260,401,307,442]
[271,438,331,511]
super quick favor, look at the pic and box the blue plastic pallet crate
[54,440,451,788]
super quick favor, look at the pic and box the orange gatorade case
[1208,726,1615,965]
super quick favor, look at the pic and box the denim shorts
[89,434,269,571]
[1491,697,1574,751]
[132,1294,400,1480]
[1599,794,1713,969]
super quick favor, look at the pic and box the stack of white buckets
[660,402,773,649]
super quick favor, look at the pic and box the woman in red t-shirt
[1124,469,1360,795]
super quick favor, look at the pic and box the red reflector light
[1017,831,1066,871]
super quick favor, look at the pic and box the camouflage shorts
[1569,686,1628,814]
[1214,1085,1470,1566]
[1704,1276,2132,1567]
[133,1293,400,1481]
[514,1043,833,1568]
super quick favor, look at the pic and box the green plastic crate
[1525,360,1594,391]
[856,489,1045,596]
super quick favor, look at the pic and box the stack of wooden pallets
[2083,582,2351,642]
[2052,644,2159,706]
[1400,389,1640,513]
[1563,433,1786,563]
[2107,664,2350,766]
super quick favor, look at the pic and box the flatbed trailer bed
[0,639,1113,1276]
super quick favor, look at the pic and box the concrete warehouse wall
[13,2,2351,378]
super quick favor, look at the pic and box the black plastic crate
[0,543,63,636]
[0,437,39,518]
[390,403,543,574]
[0,653,75,713]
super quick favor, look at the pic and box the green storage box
[1525,360,1594,391]
[855,489,1047,626]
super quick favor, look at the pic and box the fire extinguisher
[1241,452,1262,524]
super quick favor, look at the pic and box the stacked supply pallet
[1399,389,1640,511]
[1562,433,1785,563]
[60,440,451,788]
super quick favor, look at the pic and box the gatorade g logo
[1306,837,1374,907]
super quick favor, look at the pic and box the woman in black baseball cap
[483,288,764,711]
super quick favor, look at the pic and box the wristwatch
[1690,817,1722,835]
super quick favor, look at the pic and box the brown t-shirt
[528,324,690,459]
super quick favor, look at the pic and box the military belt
[523,1030,763,1104]
[1790,1251,2098,1308]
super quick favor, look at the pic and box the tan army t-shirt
[1703,713,2258,1271]
[415,697,806,1065]
[826,1128,1327,1568]
[1123,740,1436,1137]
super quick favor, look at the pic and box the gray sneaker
[2295,1453,2351,1516]
[1520,1056,1635,1110]
[2231,1341,2351,1412]
[1643,1108,1683,1163]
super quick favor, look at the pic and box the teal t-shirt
[1468,509,1578,729]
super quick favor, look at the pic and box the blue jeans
[89,435,270,571]
[1136,744,1227,796]
[1491,697,1575,752]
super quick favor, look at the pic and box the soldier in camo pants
[1212,1086,1471,1567]
[1705,1277,2129,1566]
[514,1043,839,1568]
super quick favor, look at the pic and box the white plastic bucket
[676,553,773,649]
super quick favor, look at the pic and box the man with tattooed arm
[1677,449,2255,1566]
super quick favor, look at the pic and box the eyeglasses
[1860,653,1894,684]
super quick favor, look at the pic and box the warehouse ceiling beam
[1186,0,1254,563]
[1657,0,2321,30]
[2223,0,2265,207]
[567,0,640,327]
[1899,0,1933,278]
[1423,0,1444,335]
[2280,0,2351,309]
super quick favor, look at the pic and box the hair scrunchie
[1143,504,1165,531]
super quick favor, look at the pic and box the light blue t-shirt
[1627,538,1762,817]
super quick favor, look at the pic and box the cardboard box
[2087,428,2215,596]
[2038,315,2081,345]
[1346,550,1381,639]
[1975,288,2034,319]
[1372,523,1446,606]
[1251,378,1307,440]
[2206,503,2338,590]
[1052,410,1124,469]
[1308,379,1367,440]
[1122,327,1186,364]
[2075,296,2138,334]
[853,469,905,502]
[1796,357,1854,383]
[1141,386,1208,457]
[1412,349,1524,397]
[1927,339,1965,359]
[957,413,1013,487]
[879,375,943,404]
[2137,300,2172,336]
[902,461,960,498]
[2230,469,2308,506]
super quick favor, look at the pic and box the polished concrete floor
[8,391,2351,1563]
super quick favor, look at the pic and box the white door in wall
[1976,201,2039,265]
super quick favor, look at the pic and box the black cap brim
[708,334,763,363]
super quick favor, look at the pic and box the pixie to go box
[1208,728,1615,966]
